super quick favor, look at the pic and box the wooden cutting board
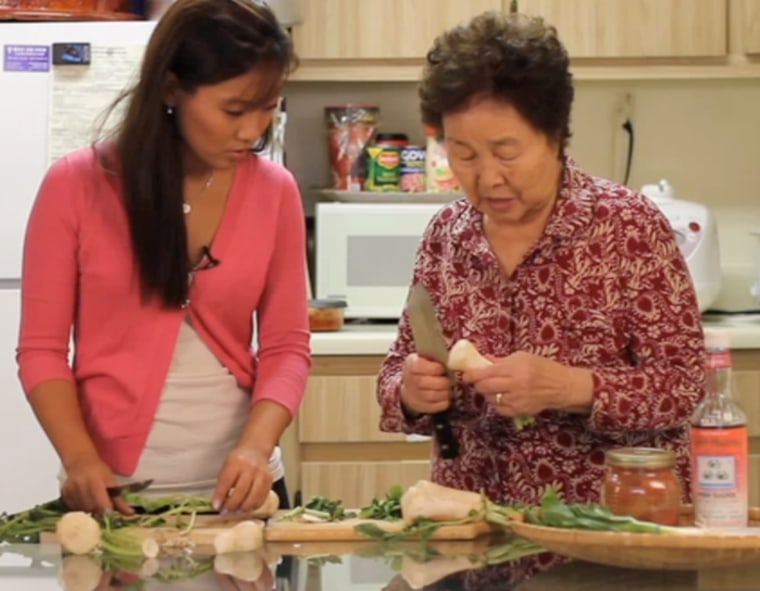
[41,512,496,551]
[263,516,495,542]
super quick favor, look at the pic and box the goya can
[399,145,426,193]
[365,145,401,191]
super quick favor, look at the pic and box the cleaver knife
[406,284,459,459]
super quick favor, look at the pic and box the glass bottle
[690,328,748,528]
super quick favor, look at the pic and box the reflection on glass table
[1,538,759,591]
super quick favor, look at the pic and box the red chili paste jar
[601,447,682,526]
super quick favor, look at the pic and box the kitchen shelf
[317,189,463,204]
[290,57,760,82]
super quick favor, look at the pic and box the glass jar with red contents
[601,447,682,526]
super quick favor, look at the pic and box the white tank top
[60,319,284,497]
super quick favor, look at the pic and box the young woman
[17,0,310,515]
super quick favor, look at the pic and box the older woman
[377,11,705,505]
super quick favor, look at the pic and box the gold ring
[496,393,503,405]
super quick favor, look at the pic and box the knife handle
[431,410,459,459]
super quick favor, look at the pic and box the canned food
[374,133,409,148]
[365,145,401,191]
[601,447,682,526]
[400,145,426,193]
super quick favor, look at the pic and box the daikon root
[447,339,493,371]
[56,512,102,555]
[58,554,103,591]
[214,550,266,582]
[446,339,535,429]
[213,520,264,554]
[248,490,280,519]
[400,480,484,523]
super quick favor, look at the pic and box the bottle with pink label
[424,126,460,193]
[690,328,749,528]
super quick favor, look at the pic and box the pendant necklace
[183,171,215,215]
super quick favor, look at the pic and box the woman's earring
[166,104,174,116]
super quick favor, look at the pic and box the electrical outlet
[614,92,634,126]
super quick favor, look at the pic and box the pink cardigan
[17,147,312,475]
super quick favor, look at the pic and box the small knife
[406,284,459,459]
[106,478,154,498]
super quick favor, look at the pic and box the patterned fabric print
[377,158,706,506]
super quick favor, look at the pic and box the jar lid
[308,298,347,309]
[605,447,676,468]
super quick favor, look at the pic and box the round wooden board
[510,507,760,570]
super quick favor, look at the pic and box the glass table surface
[1,538,758,591]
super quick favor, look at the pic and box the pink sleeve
[251,170,311,415]
[16,156,79,394]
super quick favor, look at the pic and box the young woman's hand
[400,353,453,416]
[213,446,273,514]
[62,456,134,515]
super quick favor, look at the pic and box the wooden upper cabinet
[746,0,760,54]
[517,0,728,58]
[291,0,502,60]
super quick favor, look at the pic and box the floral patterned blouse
[377,157,705,506]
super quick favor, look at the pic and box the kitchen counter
[311,317,760,356]
[0,540,756,590]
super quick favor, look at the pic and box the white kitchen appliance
[640,179,722,311]
[315,201,448,319]
[0,19,157,514]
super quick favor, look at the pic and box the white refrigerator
[0,20,157,513]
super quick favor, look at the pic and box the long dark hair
[104,0,297,308]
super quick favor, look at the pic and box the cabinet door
[746,0,760,55]
[301,461,431,507]
[292,0,502,59]
[518,0,727,58]
[299,375,406,443]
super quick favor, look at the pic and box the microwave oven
[315,202,449,320]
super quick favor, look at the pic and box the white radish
[213,520,264,554]
[214,550,265,582]
[139,557,161,578]
[249,490,280,518]
[401,480,483,523]
[141,537,160,559]
[447,339,535,429]
[447,339,493,371]
[58,554,103,591]
[56,512,102,555]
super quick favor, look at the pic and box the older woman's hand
[462,351,594,418]
[400,353,453,416]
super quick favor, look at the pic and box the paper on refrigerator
[48,45,145,166]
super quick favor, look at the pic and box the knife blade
[406,284,459,459]
[106,478,154,498]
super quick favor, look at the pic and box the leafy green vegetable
[0,498,68,543]
[358,484,403,520]
[523,486,678,533]
[121,492,215,516]
[514,416,535,430]
[278,495,357,522]
[355,515,475,542]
